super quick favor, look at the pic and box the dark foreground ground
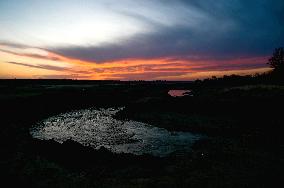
[0,79,283,187]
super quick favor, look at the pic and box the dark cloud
[50,0,283,63]
[6,61,94,75]
[7,61,68,71]
[0,41,33,49]
[103,71,189,81]
[0,48,60,61]
[190,62,266,72]
[35,74,92,79]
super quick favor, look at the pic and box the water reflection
[30,107,201,157]
[168,90,192,97]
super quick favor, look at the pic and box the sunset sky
[0,0,283,80]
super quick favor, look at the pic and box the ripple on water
[30,107,202,157]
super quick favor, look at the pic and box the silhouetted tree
[267,47,284,72]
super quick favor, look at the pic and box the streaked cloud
[6,61,68,71]
[0,42,271,80]
[50,0,284,63]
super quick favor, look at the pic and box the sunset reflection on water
[168,90,192,97]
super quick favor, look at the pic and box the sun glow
[0,44,270,80]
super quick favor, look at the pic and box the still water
[30,107,202,157]
[168,90,192,97]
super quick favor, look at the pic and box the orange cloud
[0,44,271,80]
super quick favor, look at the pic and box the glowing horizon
[0,43,271,80]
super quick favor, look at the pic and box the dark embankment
[1,79,283,187]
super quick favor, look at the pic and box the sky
[0,0,283,80]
